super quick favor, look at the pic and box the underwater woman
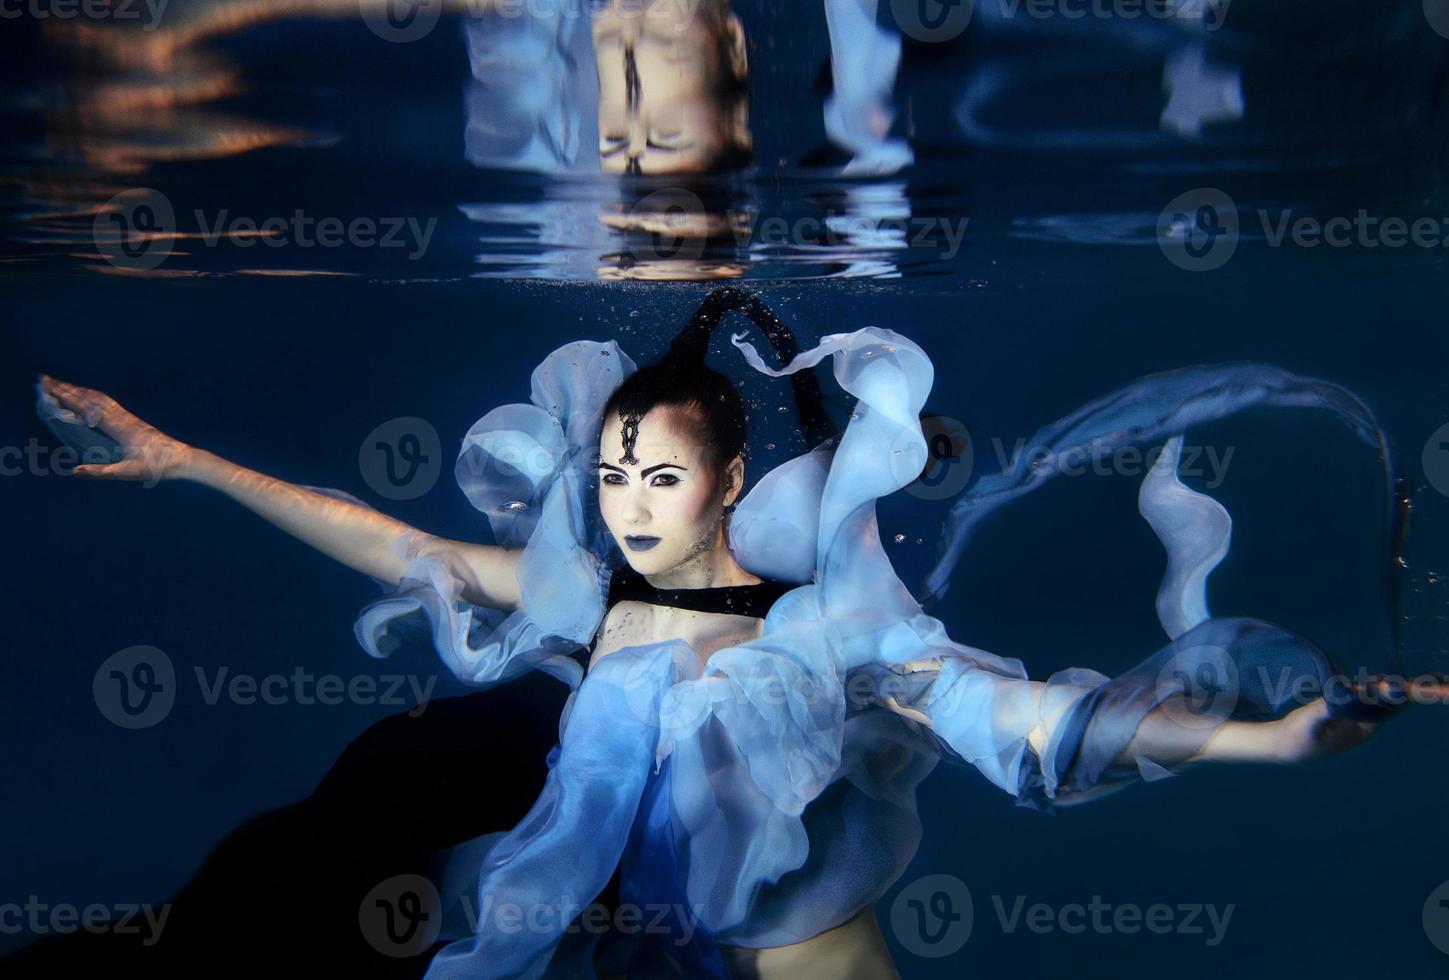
[32,286,1448,978]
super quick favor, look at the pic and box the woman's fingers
[73,458,152,481]
[45,376,143,439]
[46,378,106,422]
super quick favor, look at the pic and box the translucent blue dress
[37,328,1390,978]
[338,326,1397,978]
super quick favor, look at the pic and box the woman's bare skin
[37,371,1448,977]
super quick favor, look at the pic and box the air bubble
[893,533,905,543]
[499,501,529,513]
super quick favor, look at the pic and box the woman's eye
[651,474,679,487]
[601,473,625,485]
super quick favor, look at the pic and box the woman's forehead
[598,405,706,463]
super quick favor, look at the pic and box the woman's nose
[621,493,650,524]
[626,117,647,170]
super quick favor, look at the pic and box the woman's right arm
[178,449,523,611]
[41,374,522,612]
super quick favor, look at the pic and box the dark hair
[601,287,837,488]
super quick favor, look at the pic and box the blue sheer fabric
[339,327,1395,977]
[31,328,1396,978]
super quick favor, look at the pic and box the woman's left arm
[876,666,1446,805]
[1121,676,1449,767]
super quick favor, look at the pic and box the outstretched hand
[38,374,192,482]
[1276,672,1449,762]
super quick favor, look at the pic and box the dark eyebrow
[598,462,688,478]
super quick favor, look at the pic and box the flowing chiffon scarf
[34,328,1398,978]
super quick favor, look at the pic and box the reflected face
[597,405,739,575]
[593,0,747,174]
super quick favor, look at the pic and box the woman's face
[592,0,748,175]
[597,404,741,576]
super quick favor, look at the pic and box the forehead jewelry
[618,409,642,465]
[623,44,642,175]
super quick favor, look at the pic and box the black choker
[605,562,794,619]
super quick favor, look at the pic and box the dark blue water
[4,2,1449,977]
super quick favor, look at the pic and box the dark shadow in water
[1,671,570,978]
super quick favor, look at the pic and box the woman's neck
[642,528,761,591]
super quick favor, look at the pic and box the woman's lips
[625,535,661,552]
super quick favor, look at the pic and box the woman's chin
[621,551,661,574]
[622,549,683,577]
